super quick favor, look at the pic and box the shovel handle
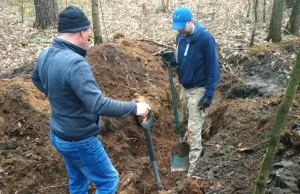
[135,111,156,161]
[143,121,163,190]
[167,63,182,143]
[135,112,163,190]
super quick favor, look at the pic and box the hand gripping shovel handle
[135,111,163,190]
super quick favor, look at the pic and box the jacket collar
[52,37,87,57]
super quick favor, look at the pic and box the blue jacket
[31,38,137,141]
[176,22,220,97]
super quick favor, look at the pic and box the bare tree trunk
[286,0,300,36]
[99,0,109,42]
[254,50,300,194]
[247,0,251,18]
[33,0,58,29]
[161,0,166,13]
[263,0,266,22]
[250,0,259,46]
[91,0,103,45]
[266,0,285,42]
[20,0,24,23]
[166,0,169,12]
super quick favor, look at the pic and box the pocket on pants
[55,138,84,168]
[85,138,107,164]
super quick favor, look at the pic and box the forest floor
[1,0,300,194]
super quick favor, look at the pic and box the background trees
[250,0,259,46]
[286,0,300,36]
[91,0,103,45]
[33,0,58,29]
[267,0,285,42]
[19,0,300,44]
[1,0,300,193]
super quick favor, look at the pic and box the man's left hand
[198,96,212,110]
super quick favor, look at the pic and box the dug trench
[0,37,300,194]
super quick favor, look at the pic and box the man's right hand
[136,102,151,117]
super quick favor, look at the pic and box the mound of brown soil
[1,37,300,194]
[0,38,196,194]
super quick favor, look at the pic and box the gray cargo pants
[180,85,206,177]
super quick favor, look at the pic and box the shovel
[135,111,163,190]
[166,58,190,172]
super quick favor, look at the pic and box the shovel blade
[171,155,189,172]
[171,142,190,172]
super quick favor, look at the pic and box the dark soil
[1,37,300,194]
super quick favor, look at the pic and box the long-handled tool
[135,111,163,190]
[159,50,190,172]
[167,61,190,172]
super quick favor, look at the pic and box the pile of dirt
[1,37,300,194]
[0,38,194,194]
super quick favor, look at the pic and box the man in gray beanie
[31,5,151,194]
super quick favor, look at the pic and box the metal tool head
[171,142,190,172]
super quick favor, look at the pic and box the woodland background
[1,0,300,194]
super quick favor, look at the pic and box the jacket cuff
[132,103,138,115]
[205,89,214,98]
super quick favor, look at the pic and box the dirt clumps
[1,38,300,194]
[0,38,187,194]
